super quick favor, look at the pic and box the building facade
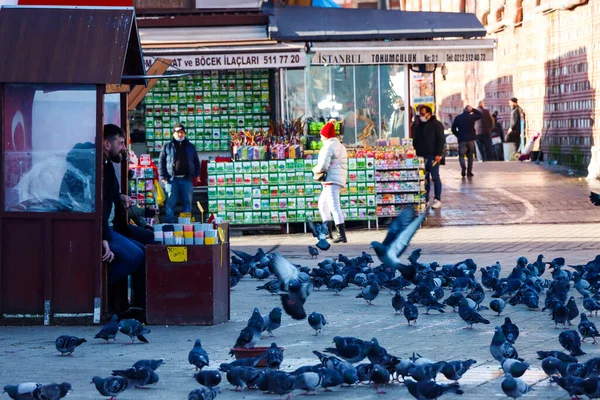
[395,0,598,173]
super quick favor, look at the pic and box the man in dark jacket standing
[159,123,201,223]
[451,105,482,177]
[413,105,445,209]
[506,97,524,153]
[475,100,495,162]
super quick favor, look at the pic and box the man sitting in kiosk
[102,124,153,316]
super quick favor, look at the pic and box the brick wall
[426,0,598,168]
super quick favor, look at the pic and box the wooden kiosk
[0,6,145,325]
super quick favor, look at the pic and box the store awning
[310,39,496,65]
[139,25,268,46]
[0,6,145,85]
[143,42,306,71]
[267,6,487,41]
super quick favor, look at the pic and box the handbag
[313,171,327,182]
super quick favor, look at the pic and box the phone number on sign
[446,53,488,62]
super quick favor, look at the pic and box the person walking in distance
[159,123,201,223]
[413,105,445,209]
[475,100,495,162]
[452,105,482,178]
[506,97,524,154]
[313,121,348,243]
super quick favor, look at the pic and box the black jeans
[424,156,442,202]
[476,134,494,162]
[458,141,476,173]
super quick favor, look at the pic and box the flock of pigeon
[6,208,600,399]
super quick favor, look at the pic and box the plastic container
[230,346,286,368]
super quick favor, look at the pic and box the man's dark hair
[418,105,432,114]
[104,124,125,141]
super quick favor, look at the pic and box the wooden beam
[106,84,131,94]
[127,57,173,111]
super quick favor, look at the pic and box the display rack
[207,158,377,232]
[143,69,272,161]
[129,165,157,208]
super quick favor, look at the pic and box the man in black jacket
[475,100,495,162]
[506,97,524,153]
[413,105,445,209]
[452,105,482,177]
[102,124,152,314]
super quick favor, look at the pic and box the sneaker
[461,170,466,177]
[431,199,442,209]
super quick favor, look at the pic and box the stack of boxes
[207,158,377,225]
[154,223,220,245]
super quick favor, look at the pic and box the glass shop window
[3,84,97,212]
[283,69,306,121]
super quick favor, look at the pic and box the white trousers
[318,184,344,225]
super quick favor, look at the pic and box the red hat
[320,122,336,139]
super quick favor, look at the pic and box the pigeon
[188,385,220,400]
[94,314,119,343]
[356,282,380,305]
[404,301,419,326]
[501,375,532,399]
[230,325,261,355]
[111,367,158,388]
[395,359,415,381]
[458,298,490,328]
[55,335,86,355]
[318,368,344,391]
[118,319,150,344]
[3,383,43,400]
[307,219,330,251]
[91,376,129,398]
[266,371,296,400]
[308,246,319,259]
[559,330,586,356]
[313,351,359,385]
[271,253,313,320]
[264,342,284,369]
[552,303,570,329]
[466,283,485,309]
[501,317,520,344]
[256,280,281,295]
[371,208,425,282]
[490,326,522,362]
[194,370,222,388]
[30,382,71,400]
[221,365,261,391]
[324,336,371,364]
[132,359,166,371]
[294,372,322,396]
[189,339,210,371]
[490,298,506,316]
[308,312,327,335]
[567,296,580,325]
[536,350,577,363]
[361,251,374,265]
[502,359,529,378]
[404,378,463,400]
[551,376,586,399]
[248,307,266,332]
[440,359,477,381]
[392,292,406,314]
[584,294,600,316]
[541,356,570,377]
[579,313,600,344]
[263,307,283,337]
[370,364,390,394]
[443,292,465,312]
[407,362,445,381]
[367,338,400,370]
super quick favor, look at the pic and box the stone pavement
[424,158,600,227]
[2,222,600,399]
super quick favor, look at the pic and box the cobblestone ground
[2,162,600,399]
[424,159,600,227]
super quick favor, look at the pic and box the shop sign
[144,52,306,71]
[311,48,494,65]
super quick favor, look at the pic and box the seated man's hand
[102,240,115,262]
[120,194,135,210]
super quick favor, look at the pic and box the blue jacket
[159,139,201,181]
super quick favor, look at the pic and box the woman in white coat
[312,121,348,243]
